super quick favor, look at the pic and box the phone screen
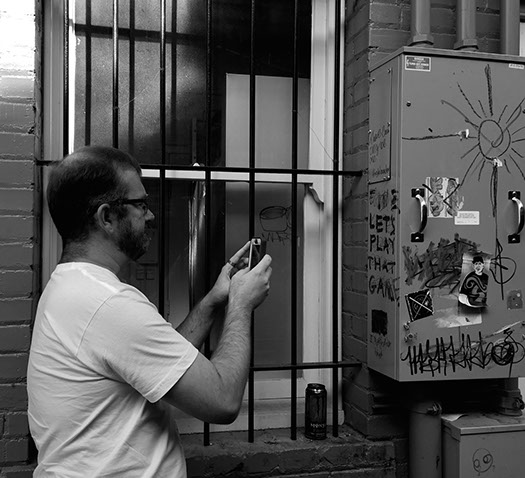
[248,238,266,269]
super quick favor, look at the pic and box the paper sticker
[458,252,490,308]
[509,63,524,70]
[405,289,434,322]
[405,56,431,72]
[454,211,480,225]
[507,290,523,310]
[425,177,464,218]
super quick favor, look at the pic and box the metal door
[398,51,525,381]
[368,48,525,382]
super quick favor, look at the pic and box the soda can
[304,383,327,439]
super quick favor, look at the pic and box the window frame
[41,0,345,435]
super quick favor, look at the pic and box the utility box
[442,413,525,478]
[367,46,525,381]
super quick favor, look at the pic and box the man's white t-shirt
[27,262,199,477]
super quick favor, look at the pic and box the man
[27,146,272,477]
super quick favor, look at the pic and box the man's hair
[472,255,483,264]
[47,146,141,243]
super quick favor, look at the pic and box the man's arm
[175,241,250,349]
[162,255,272,424]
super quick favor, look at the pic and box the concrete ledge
[183,425,396,477]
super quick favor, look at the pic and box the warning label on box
[454,211,480,226]
[405,56,431,72]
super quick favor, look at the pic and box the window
[42,0,346,439]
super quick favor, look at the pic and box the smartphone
[248,237,266,269]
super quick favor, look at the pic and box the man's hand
[163,250,272,424]
[207,241,250,307]
[229,254,272,312]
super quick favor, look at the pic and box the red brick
[0,355,28,380]
[0,103,34,132]
[432,32,456,50]
[346,2,370,40]
[2,467,36,478]
[344,380,373,413]
[0,160,34,186]
[1,438,29,462]
[0,133,34,157]
[343,150,368,174]
[0,243,33,268]
[343,196,368,221]
[477,12,500,35]
[5,413,29,436]
[430,8,455,34]
[347,222,368,244]
[346,101,370,130]
[0,300,32,323]
[0,326,31,352]
[342,334,367,363]
[350,125,371,153]
[370,4,401,25]
[0,271,33,297]
[0,216,33,241]
[345,405,397,439]
[0,189,34,213]
[0,384,27,410]
[342,245,368,270]
[370,29,411,51]
[0,76,35,101]
[350,314,368,340]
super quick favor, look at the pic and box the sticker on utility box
[405,56,431,72]
[454,211,480,225]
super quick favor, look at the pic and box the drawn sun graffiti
[403,64,525,205]
[442,64,525,193]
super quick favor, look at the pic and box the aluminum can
[304,383,327,439]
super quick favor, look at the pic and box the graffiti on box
[368,187,399,305]
[400,322,525,377]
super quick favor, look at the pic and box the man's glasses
[116,197,150,215]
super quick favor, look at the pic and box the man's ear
[94,203,116,234]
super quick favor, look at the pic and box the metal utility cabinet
[367,47,525,382]
[442,413,525,478]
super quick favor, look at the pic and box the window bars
[56,0,361,445]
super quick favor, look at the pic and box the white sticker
[454,211,479,225]
[509,63,524,70]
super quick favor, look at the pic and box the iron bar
[331,0,341,438]
[203,0,213,448]
[248,0,256,444]
[128,0,136,151]
[85,1,92,144]
[253,361,361,372]
[63,0,69,156]
[158,0,167,318]
[290,0,299,441]
[37,160,364,177]
[112,0,119,147]
[74,24,198,45]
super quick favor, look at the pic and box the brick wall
[341,0,507,452]
[0,0,39,476]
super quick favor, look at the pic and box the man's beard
[117,217,151,261]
